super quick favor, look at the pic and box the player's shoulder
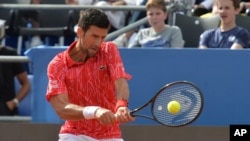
[101,41,119,52]
[48,51,65,68]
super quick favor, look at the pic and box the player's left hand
[115,107,135,123]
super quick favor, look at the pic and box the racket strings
[152,83,203,127]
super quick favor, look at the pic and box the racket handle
[130,111,135,117]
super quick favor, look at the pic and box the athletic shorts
[58,134,124,141]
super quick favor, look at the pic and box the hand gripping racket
[130,81,203,127]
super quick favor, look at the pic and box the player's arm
[49,94,84,120]
[115,78,135,122]
[115,78,129,100]
[49,94,117,124]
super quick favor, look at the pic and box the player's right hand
[95,108,116,125]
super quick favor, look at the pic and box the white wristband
[13,98,19,107]
[83,106,100,119]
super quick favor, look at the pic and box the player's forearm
[56,104,85,120]
[50,95,85,120]
[115,78,130,100]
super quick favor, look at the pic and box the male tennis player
[46,8,135,141]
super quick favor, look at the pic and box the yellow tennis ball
[167,101,181,114]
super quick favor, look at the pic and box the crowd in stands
[0,0,250,118]
[1,0,250,51]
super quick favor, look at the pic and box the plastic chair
[15,9,75,54]
[174,14,220,48]
[0,8,18,46]
[236,15,250,33]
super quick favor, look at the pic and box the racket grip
[130,111,135,117]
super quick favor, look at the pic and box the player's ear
[76,27,84,38]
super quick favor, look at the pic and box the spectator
[66,0,135,33]
[127,0,184,48]
[199,0,250,49]
[192,0,215,16]
[238,0,250,14]
[65,0,97,5]
[201,0,250,17]
[0,20,31,115]
[95,0,138,32]
[17,0,43,48]
[112,0,147,47]
[45,8,135,141]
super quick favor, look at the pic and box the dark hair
[77,8,110,32]
[215,0,240,9]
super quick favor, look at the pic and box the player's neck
[69,45,87,62]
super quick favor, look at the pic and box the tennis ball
[167,100,181,114]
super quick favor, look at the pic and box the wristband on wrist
[83,106,100,119]
[12,98,19,107]
[115,99,128,112]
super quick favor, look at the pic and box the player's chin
[88,51,98,57]
[89,49,99,56]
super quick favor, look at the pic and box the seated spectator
[95,0,138,33]
[0,20,30,115]
[111,0,147,47]
[192,0,215,16]
[127,0,184,48]
[201,0,250,17]
[65,0,97,5]
[239,1,250,14]
[199,0,250,49]
[18,0,43,48]
[66,0,135,33]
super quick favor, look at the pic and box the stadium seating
[14,9,76,54]
[236,15,250,33]
[174,14,220,48]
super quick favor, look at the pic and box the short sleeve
[106,42,132,81]
[46,55,68,101]
[235,29,250,48]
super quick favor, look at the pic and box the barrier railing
[0,116,31,123]
[0,4,145,11]
[0,55,31,122]
[0,56,29,62]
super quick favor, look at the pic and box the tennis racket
[130,81,203,127]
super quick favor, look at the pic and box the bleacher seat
[236,15,250,33]
[15,9,76,54]
[174,14,220,48]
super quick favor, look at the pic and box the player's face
[79,26,108,58]
[147,7,167,28]
[216,0,239,25]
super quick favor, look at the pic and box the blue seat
[15,74,33,116]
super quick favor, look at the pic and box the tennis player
[46,8,135,141]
